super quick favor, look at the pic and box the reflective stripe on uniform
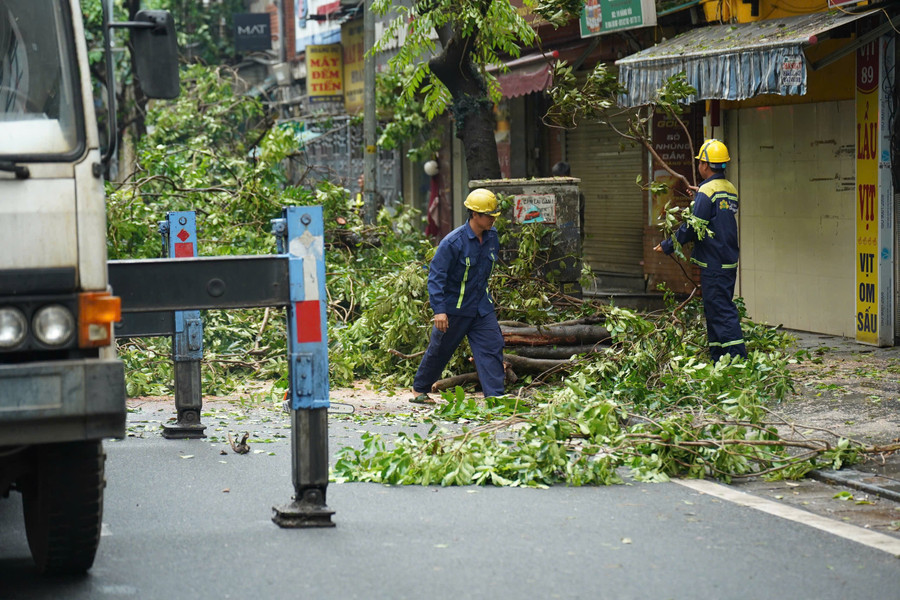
[456,257,471,309]
[699,178,738,198]
[692,259,738,269]
[710,339,745,348]
[486,252,495,303]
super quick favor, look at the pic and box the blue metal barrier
[110,206,334,527]
[271,206,333,527]
[161,211,206,438]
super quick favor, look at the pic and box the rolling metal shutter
[566,115,644,275]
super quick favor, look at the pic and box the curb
[810,468,900,504]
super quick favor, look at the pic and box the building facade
[614,0,896,344]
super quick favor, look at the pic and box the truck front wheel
[21,440,106,575]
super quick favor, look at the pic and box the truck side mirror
[131,10,180,100]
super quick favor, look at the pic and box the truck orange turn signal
[78,291,122,348]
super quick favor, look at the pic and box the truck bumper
[0,359,126,445]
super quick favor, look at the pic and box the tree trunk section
[501,324,611,346]
[431,372,481,393]
[503,353,571,373]
[429,23,501,181]
[508,344,604,359]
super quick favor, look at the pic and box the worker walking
[411,188,506,403]
[655,139,747,361]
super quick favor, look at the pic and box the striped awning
[498,63,553,98]
[615,9,876,106]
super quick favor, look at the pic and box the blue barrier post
[160,211,206,439]
[272,206,334,527]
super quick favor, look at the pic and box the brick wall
[284,0,295,61]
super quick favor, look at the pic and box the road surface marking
[675,478,900,557]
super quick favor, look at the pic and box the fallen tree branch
[431,372,480,392]
[389,348,426,360]
[432,361,519,393]
[501,324,611,346]
[503,353,571,373]
[510,344,604,359]
[498,320,530,328]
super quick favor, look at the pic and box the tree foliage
[82,0,248,176]
[334,302,863,487]
[108,65,297,395]
[372,0,536,115]
[546,65,710,267]
[375,67,444,162]
[151,0,247,64]
[370,0,540,179]
[107,64,590,396]
[106,63,871,491]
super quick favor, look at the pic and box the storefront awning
[615,9,876,107]
[498,63,553,98]
[316,1,341,17]
[489,51,558,99]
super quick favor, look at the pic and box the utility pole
[363,0,377,224]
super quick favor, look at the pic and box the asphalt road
[2,417,899,600]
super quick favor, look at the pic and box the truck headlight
[33,305,75,346]
[0,307,27,348]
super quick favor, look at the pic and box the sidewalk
[779,329,900,503]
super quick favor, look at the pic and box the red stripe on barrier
[296,300,322,343]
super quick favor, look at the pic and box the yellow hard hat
[695,139,730,165]
[464,188,501,217]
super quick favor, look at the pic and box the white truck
[0,0,177,574]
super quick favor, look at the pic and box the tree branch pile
[427,318,612,393]
[335,305,890,487]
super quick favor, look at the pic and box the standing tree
[372,0,541,180]
[83,0,246,176]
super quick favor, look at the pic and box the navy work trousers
[413,311,505,397]
[700,268,747,361]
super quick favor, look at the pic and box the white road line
[675,478,900,558]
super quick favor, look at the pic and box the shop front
[616,9,898,344]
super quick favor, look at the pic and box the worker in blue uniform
[655,139,747,361]
[411,188,506,403]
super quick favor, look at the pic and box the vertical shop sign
[307,44,344,104]
[650,110,696,222]
[342,20,364,114]
[855,37,894,345]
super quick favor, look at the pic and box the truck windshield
[0,1,82,157]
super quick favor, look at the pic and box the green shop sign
[580,0,657,37]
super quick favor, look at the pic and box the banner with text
[651,108,700,222]
[307,44,344,104]
[342,20,364,114]
[580,0,657,37]
[855,36,894,345]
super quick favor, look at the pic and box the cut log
[503,353,571,374]
[431,372,480,392]
[431,362,519,393]
[509,344,602,359]
[498,320,530,328]
[550,315,606,327]
[501,324,610,346]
